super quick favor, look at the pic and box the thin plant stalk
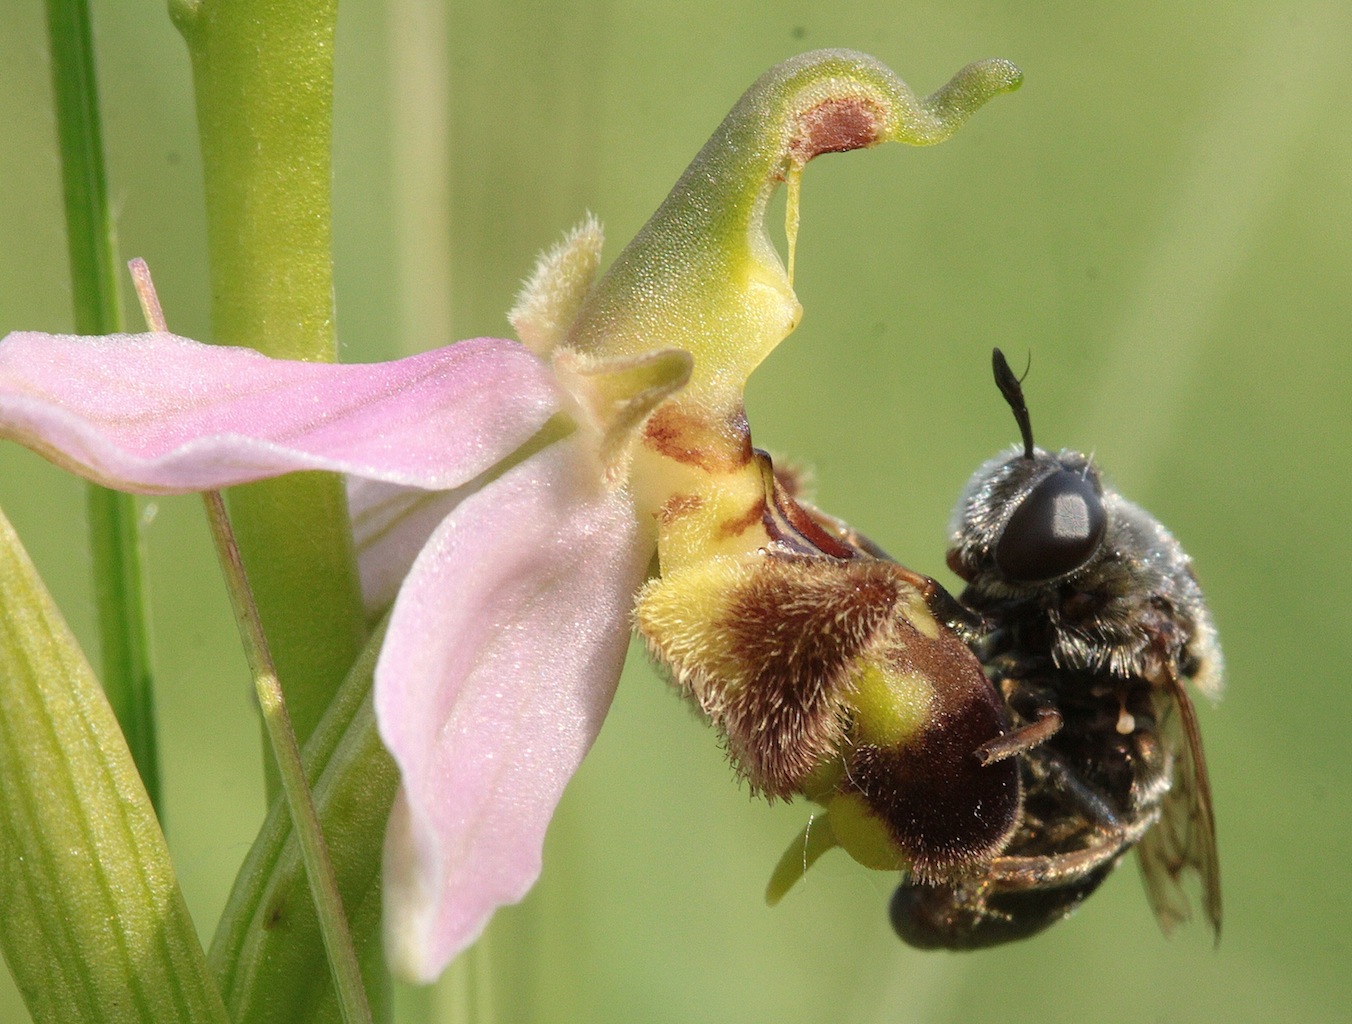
[131,260,373,1024]
[43,0,161,817]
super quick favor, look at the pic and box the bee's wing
[1136,663,1222,941]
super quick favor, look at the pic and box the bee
[890,348,1223,949]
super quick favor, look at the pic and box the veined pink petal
[375,438,650,982]
[348,477,471,615]
[0,332,560,493]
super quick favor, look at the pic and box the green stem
[44,0,162,818]
[170,0,367,784]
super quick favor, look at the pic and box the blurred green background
[2,2,1349,1022]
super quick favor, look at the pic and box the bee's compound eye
[994,469,1105,582]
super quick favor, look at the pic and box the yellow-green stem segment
[170,0,367,777]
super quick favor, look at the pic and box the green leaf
[0,502,228,1024]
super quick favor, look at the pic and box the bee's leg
[985,746,1159,893]
[978,735,1160,894]
[983,809,1158,891]
[975,704,1062,765]
[921,579,991,644]
[1022,746,1122,828]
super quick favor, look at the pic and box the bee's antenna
[992,348,1035,459]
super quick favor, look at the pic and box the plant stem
[43,0,161,818]
[170,0,367,787]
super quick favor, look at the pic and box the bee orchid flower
[0,50,1021,983]
[0,310,667,982]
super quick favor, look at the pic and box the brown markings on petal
[789,97,885,164]
[717,496,769,540]
[717,557,905,797]
[846,624,1020,879]
[644,403,753,473]
[658,492,704,527]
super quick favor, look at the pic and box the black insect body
[891,349,1222,949]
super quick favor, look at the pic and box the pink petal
[375,439,649,982]
[0,332,560,493]
[347,477,471,615]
